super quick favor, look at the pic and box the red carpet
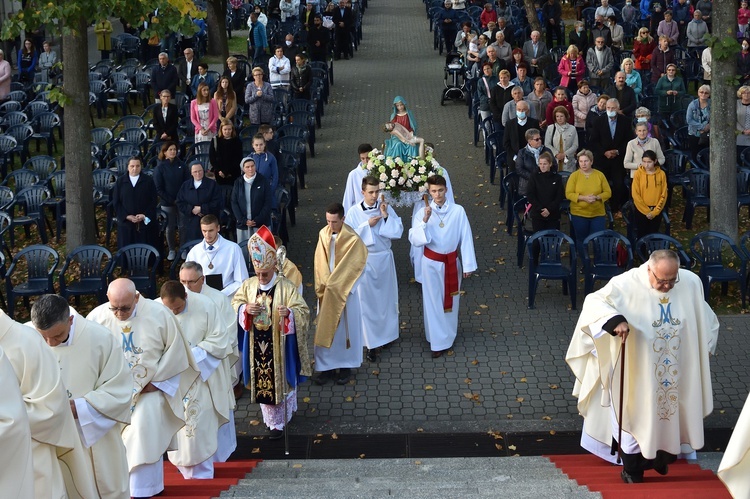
[161,460,261,498]
[547,454,731,499]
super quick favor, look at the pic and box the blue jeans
[570,215,606,258]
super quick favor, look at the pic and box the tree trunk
[206,0,229,60]
[63,16,97,250]
[710,2,738,240]
[524,0,541,34]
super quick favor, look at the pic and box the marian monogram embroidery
[120,325,148,411]
[653,297,681,420]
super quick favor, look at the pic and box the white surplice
[0,310,98,499]
[719,392,750,498]
[342,163,368,213]
[409,200,477,352]
[45,312,132,499]
[345,201,403,349]
[0,345,34,499]
[87,299,199,497]
[159,291,234,477]
[410,168,455,283]
[314,233,365,370]
[566,264,719,462]
[186,235,249,296]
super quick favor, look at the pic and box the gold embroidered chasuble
[566,264,719,460]
[232,275,311,404]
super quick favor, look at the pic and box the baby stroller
[441,51,467,105]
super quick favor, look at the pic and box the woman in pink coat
[557,45,586,94]
[190,82,220,143]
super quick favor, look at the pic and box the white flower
[406,179,413,188]
[418,166,426,174]
[379,173,388,181]
[385,158,394,167]
[406,169,414,178]
[398,177,406,185]
[391,168,399,178]
[411,159,418,166]
[418,185,427,192]
[377,154,385,161]
[379,182,386,190]
[388,179,397,187]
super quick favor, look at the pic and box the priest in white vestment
[719,392,750,498]
[232,226,312,438]
[0,309,98,499]
[409,175,477,358]
[87,278,200,498]
[313,202,368,385]
[0,344,34,499]
[158,282,236,478]
[566,250,719,484]
[345,175,403,361]
[30,295,132,499]
[179,260,240,458]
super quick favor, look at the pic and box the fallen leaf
[548,384,559,390]
[331,433,338,440]
[464,378,472,384]
[417,427,424,432]
[471,359,479,365]
[495,443,504,450]
[292,464,303,468]
[516,397,524,402]
[359,454,366,459]
[520,377,527,382]
[447,350,455,356]
[542,416,552,421]
[372,370,380,376]
[425,385,434,390]
[508,444,517,451]
[479,304,488,309]
[506,414,513,419]
[474,311,481,315]
[414,461,422,465]
[313,439,322,444]
[302,397,310,403]
[463,392,473,400]
[252,448,261,453]
[345,396,353,402]
[249,420,260,426]
[549,430,557,435]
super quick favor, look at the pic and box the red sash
[423,247,459,312]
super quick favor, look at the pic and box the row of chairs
[525,229,750,311]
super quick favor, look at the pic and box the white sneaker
[167,250,176,261]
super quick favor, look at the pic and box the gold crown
[122,326,132,333]
[659,297,670,304]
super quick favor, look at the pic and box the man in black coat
[496,17,515,48]
[502,100,540,171]
[307,15,330,62]
[332,0,354,60]
[111,157,160,252]
[177,48,199,99]
[588,98,635,211]
[152,90,180,142]
[542,0,563,48]
[604,71,637,118]
[151,52,178,103]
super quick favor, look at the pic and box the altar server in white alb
[718,392,750,497]
[0,344,33,499]
[30,295,132,499]
[566,250,719,484]
[0,308,98,499]
[88,278,199,498]
[158,281,236,478]
[345,175,403,362]
[342,143,374,212]
[186,214,249,296]
[409,174,477,358]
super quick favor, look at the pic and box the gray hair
[159,51,169,58]
[31,295,71,331]
[698,84,711,95]
[524,128,541,140]
[648,249,680,266]
[511,85,524,95]
[606,98,620,109]
[180,261,204,276]
[635,106,651,117]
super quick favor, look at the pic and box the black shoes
[313,370,334,385]
[336,368,352,385]
[620,469,643,483]
[366,348,378,362]
[269,428,284,440]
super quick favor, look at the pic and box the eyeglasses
[109,303,134,313]
[529,137,541,141]
[650,269,680,286]
[180,276,204,286]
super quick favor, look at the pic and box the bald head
[106,279,140,318]
[108,278,137,299]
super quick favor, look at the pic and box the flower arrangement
[361,148,444,201]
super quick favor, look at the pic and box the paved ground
[226,0,750,442]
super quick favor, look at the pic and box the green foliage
[705,34,741,61]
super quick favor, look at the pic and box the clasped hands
[127,214,146,223]
[248,303,290,317]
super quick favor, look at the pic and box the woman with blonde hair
[620,58,642,101]
[558,44,586,94]
[736,86,750,155]
[565,149,611,254]
[633,27,656,75]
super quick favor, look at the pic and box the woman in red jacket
[633,27,656,76]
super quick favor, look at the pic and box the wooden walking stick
[276,245,290,456]
[617,335,626,465]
